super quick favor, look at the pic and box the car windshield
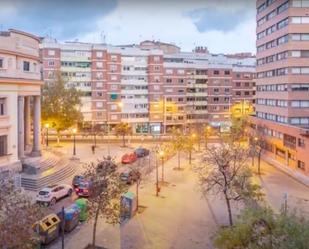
[39,191,49,195]
[79,181,89,188]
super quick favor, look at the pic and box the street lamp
[72,128,77,156]
[159,150,165,182]
[45,123,49,147]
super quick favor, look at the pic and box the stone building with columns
[0,29,42,171]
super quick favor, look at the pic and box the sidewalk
[251,157,309,216]
[48,152,217,249]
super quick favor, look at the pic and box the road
[45,149,218,249]
[33,142,309,249]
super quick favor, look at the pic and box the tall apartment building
[41,39,255,134]
[0,29,42,171]
[254,0,309,177]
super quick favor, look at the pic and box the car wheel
[49,198,56,206]
[67,189,72,196]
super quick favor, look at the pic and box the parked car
[72,175,85,188]
[120,168,141,184]
[36,184,73,206]
[134,147,150,158]
[121,152,137,164]
[74,180,93,197]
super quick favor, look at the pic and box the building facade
[0,29,42,171]
[41,39,255,134]
[254,0,309,177]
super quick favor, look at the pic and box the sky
[0,0,256,54]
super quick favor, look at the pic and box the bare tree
[82,158,128,248]
[115,122,132,147]
[0,171,45,248]
[249,126,267,175]
[170,128,186,170]
[195,143,263,226]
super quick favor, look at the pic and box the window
[153,85,160,91]
[0,135,7,157]
[166,69,173,74]
[0,58,3,68]
[224,70,230,75]
[236,91,241,96]
[236,82,241,87]
[111,75,117,81]
[48,50,55,56]
[111,55,118,61]
[214,70,219,75]
[154,66,160,71]
[166,78,172,83]
[277,1,289,14]
[277,18,289,30]
[23,61,30,71]
[96,51,103,58]
[110,64,117,72]
[111,104,117,110]
[96,102,103,108]
[298,160,305,170]
[178,79,184,83]
[213,97,219,102]
[177,69,185,74]
[292,0,309,7]
[0,98,5,115]
[96,82,103,88]
[153,56,160,62]
[97,62,103,68]
[298,138,305,147]
[111,85,117,90]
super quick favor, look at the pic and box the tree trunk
[136,181,139,212]
[189,150,192,165]
[92,206,100,248]
[224,193,233,226]
[258,151,261,175]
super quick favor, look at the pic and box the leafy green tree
[0,172,45,248]
[114,122,132,147]
[82,157,128,248]
[214,207,309,249]
[195,143,263,226]
[42,72,83,144]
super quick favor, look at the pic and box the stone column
[24,96,31,150]
[31,95,41,157]
[18,96,25,158]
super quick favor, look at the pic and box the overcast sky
[0,0,256,54]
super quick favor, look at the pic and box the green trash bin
[75,198,88,221]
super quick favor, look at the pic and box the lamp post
[159,150,164,182]
[105,121,110,156]
[45,123,49,147]
[72,128,77,156]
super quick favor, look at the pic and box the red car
[121,152,137,164]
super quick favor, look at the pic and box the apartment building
[41,39,255,134]
[0,29,42,171]
[254,0,309,177]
